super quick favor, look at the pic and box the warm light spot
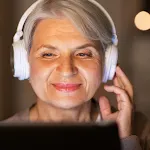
[134,11,150,31]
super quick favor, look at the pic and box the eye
[41,52,57,58]
[76,51,92,58]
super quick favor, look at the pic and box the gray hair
[24,0,113,55]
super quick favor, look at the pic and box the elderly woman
[3,0,142,149]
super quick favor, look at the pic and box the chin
[46,98,88,110]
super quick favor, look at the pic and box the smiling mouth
[52,83,81,92]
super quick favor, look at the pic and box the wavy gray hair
[24,0,113,56]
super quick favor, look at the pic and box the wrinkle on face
[29,18,103,110]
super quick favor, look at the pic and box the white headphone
[12,0,118,83]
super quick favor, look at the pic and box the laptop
[0,121,121,150]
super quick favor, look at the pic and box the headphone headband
[13,0,118,45]
[88,0,118,45]
[12,0,118,82]
[13,0,42,42]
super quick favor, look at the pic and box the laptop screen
[0,121,121,150]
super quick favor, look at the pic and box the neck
[30,99,95,123]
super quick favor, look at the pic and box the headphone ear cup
[102,45,118,83]
[12,39,30,80]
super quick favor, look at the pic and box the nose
[56,56,78,77]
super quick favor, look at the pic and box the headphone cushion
[102,45,118,83]
[12,40,30,80]
[108,46,118,80]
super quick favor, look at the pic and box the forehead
[34,18,86,38]
[32,18,101,52]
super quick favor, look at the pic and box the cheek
[78,60,102,87]
[29,59,53,82]
[30,62,45,80]
[88,66,102,88]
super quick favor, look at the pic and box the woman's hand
[99,66,133,138]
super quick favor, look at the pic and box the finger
[113,76,119,87]
[113,77,123,107]
[106,112,118,121]
[99,96,112,119]
[113,76,124,89]
[116,66,133,99]
[116,66,130,84]
[116,94,121,110]
[104,85,133,109]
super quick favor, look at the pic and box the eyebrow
[37,45,57,51]
[75,43,97,50]
[37,43,97,51]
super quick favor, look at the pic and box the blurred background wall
[0,0,150,121]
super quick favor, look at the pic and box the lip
[52,83,81,92]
